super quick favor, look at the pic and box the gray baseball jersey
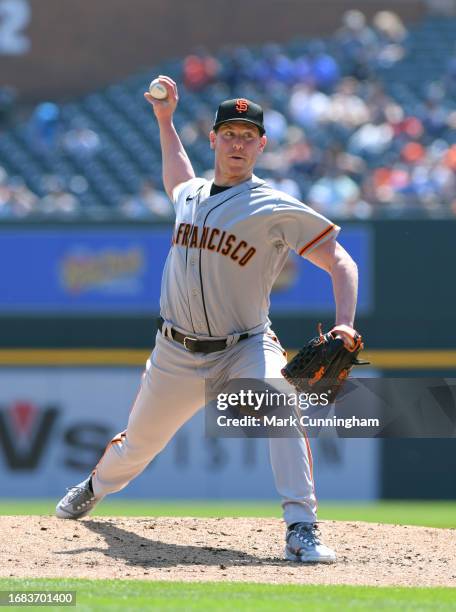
[160,174,340,338]
[88,173,340,530]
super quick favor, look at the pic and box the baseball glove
[281,324,367,401]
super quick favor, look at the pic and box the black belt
[157,318,249,354]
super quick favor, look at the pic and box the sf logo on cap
[235,99,249,113]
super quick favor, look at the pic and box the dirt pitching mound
[1,516,456,586]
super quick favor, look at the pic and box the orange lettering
[208,228,220,251]
[239,247,256,266]
[230,240,247,262]
[221,234,237,256]
[176,223,185,245]
[216,231,226,252]
[236,99,249,113]
[182,224,191,246]
[189,226,199,248]
[199,227,209,250]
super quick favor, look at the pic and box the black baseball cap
[213,98,265,135]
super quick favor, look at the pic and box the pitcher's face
[210,121,267,184]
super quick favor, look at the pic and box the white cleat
[285,522,336,564]
[55,476,102,519]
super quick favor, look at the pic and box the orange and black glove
[281,324,368,401]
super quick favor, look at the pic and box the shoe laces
[291,522,321,546]
[65,483,89,502]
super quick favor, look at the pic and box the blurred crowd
[179,10,456,219]
[0,165,173,219]
[1,10,456,220]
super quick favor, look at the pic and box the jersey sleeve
[269,196,340,257]
[171,179,194,205]
[171,178,206,212]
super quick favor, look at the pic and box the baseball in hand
[149,79,168,100]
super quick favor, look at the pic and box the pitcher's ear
[259,134,267,152]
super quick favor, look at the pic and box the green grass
[0,499,280,519]
[0,579,454,611]
[1,499,456,528]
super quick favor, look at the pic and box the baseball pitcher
[56,76,362,564]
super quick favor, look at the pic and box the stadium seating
[0,16,455,218]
